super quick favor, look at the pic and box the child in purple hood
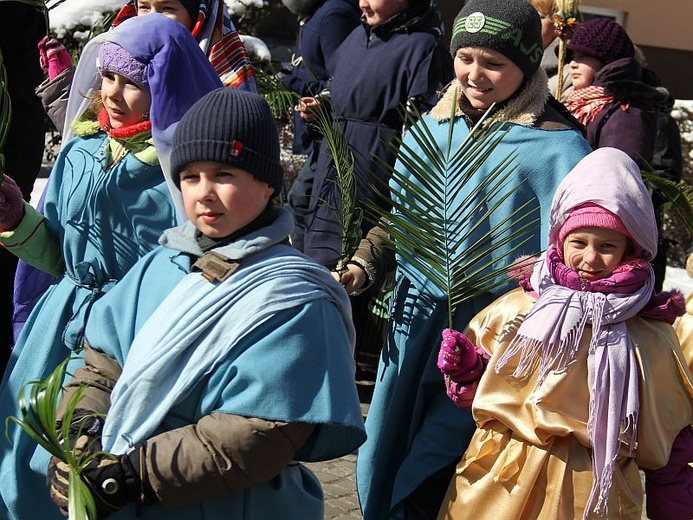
[437,147,693,519]
[0,15,222,520]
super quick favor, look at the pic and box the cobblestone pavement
[303,386,371,519]
[305,453,361,519]
[307,455,651,520]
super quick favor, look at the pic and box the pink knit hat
[558,202,640,254]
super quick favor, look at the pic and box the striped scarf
[112,1,257,91]
[190,0,257,90]
[565,85,615,126]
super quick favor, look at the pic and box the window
[580,6,626,25]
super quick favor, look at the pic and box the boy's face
[562,226,629,281]
[179,161,275,239]
[454,47,525,110]
[569,52,602,89]
[359,0,407,27]
[100,71,151,129]
[136,0,195,31]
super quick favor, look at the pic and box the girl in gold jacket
[437,147,693,519]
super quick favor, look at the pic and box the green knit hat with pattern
[450,0,543,79]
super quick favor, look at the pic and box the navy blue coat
[303,0,454,267]
[281,0,361,155]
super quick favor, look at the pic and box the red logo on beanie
[230,140,243,158]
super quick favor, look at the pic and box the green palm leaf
[6,356,103,520]
[312,103,363,272]
[364,95,539,326]
[0,46,11,177]
[254,67,301,120]
[641,165,693,234]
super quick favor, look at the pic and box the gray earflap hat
[450,0,543,79]
[171,88,284,195]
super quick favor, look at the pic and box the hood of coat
[430,68,549,127]
[366,0,444,39]
[593,57,670,110]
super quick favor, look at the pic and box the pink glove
[438,328,483,381]
[0,175,25,232]
[438,328,490,410]
[38,36,72,81]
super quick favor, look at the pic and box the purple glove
[0,175,25,231]
[38,37,72,81]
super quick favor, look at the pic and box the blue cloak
[83,210,365,519]
[355,99,592,519]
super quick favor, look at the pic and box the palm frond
[46,0,69,9]
[13,0,46,7]
[5,356,101,520]
[642,165,693,234]
[364,94,539,327]
[0,46,11,178]
[254,67,301,120]
[312,103,362,271]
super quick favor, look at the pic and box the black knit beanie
[449,0,543,79]
[171,88,284,195]
[566,18,634,66]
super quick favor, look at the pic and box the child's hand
[334,263,367,295]
[297,97,321,123]
[38,36,72,81]
[438,328,480,379]
[686,252,693,279]
[0,175,25,232]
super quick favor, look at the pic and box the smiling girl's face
[100,71,151,129]
[562,226,629,281]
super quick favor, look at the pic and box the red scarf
[97,107,152,139]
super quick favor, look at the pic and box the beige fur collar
[430,69,550,127]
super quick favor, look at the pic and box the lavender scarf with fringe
[496,248,654,518]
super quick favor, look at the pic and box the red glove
[0,175,25,232]
[38,36,72,81]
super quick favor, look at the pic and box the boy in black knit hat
[46,87,365,520]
